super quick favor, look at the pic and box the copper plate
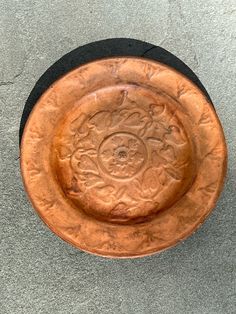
[20,57,227,258]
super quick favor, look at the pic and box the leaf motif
[119,90,128,106]
[123,112,141,126]
[205,184,216,193]
[164,125,186,145]
[125,96,139,109]
[199,110,212,125]
[107,60,127,78]
[138,121,153,137]
[79,155,98,173]
[142,167,158,191]
[95,185,115,195]
[159,145,176,162]
[143,63,156,80]
[83,173,104,187]
[198,182,217,193]
[194,182,217,203]
[63,226,81,238]
[204,145,223,160]
[117,186,127,198]
[151,123,167,139]
[158,168,168,185]
[71,176,80,192]
[76,148,97,157]
[147,137,163,147]
[78,122,89,137]
[110,203,128,217]
[173,160,189,169]
[89,111,112,130]
[110,110,124,127]
[29,126,43,141]
[152,151,159,166]
[67,176,81,196]
[78,134,97,149]
[150,104,165,116]
[151,151,166,168]
[37,196,56,213]
[177,82,191,97]
[42,90,59,112]
[164,166,182,181]
[70,113,87,133]
[59,145,73,160]
[131,179,142,195]
[26,161,41,177]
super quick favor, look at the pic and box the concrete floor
[0,1,235,313]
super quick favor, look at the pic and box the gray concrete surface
[0,1,235,313]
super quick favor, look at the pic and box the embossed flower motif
[100,136,144,178]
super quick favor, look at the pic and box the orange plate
[20,57,227,258]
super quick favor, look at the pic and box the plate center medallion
[98,132,147,180]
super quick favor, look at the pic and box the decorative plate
[20,57,227,258]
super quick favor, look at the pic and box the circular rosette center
[115,146,128,161]
[98,132,147,180]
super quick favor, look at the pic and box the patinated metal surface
[20,57,227,258]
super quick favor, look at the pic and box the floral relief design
[57,88,192,221]
[22,58,227,259]
[99,133,146,178]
